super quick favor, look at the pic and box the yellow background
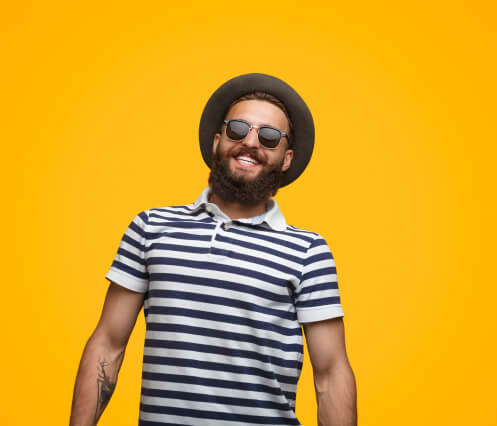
[4,1,496,425]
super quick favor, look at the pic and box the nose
[241,127,260,149]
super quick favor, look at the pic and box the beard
[208,146,285,206]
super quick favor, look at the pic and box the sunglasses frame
[223,119,288,150]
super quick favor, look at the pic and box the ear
[281,148,294,172]
[212,133,220,156]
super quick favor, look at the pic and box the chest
[144,220,303,314]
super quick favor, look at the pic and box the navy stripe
[152,205,196,213]
[296,296,341,308]
[198,216,215,223]
[146,306,301,336]
[149,273,292,304]
[284,226,317,242]
[140,404,300,425]
[117,247,146,265]
[148,220,215,229]
[138,211,149,224]
[302,266,337,281]
[143,355,299,385]
[147,242,209,254]
[307,251,334,264]
[150,208,204,218]
[144,339,302,370]
[140,421,192,426]
[141,387,292,410]
[148,289,296,320]
[121,233,145,251]
[148,221,215,230]
[229,227,307,252]
[147,322,302,353]
[217,234,303,264]
[309,238,328,248]
[148,258,290,288]
[111,260,148,279]
[222,249,301,278]
[129,220,146,238]
[297,282,338,295]
[147,231,211,242]
[141,372,293,398]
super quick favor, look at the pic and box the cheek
[215,141,234,162]
[272,150,288,166]
[219,142,231,157]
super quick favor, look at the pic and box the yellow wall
[4,1,496,425]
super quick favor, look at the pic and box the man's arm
[70,282,145,426]
[303,317,357,426]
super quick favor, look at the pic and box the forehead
[225,100,289,132]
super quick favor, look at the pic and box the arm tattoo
[94,352,123,424]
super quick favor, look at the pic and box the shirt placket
[205,204,231,256]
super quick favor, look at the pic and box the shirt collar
[191,186,287,232]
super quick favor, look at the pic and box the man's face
[213,100,293,180]
[208,100,294,205]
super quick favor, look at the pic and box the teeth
[237,156,258,165]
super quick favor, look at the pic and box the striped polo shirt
[105,187,344,425]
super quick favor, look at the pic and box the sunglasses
[223,119,289,149]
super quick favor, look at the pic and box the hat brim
[198,73,314,187]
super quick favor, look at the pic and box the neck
[208,190,268,220]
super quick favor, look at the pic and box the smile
[235,155,261,168]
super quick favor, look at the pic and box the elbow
[313,359,356,394]
[87,328,127,359]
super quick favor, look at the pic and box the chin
[229,166,261,180]
[232,172,262,184]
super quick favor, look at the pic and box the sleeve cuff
[297,305,344,323]
[105,268,148,293]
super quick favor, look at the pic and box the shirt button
[223,223,230,230]
[206,205,212,213]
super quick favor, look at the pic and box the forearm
[70,333,125,426]
[315,362,357,426]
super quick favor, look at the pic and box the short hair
[223,91,293,147]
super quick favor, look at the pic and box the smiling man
[70,73,357,426]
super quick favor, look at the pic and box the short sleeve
[105,210,149,293]
[295,235,344,323]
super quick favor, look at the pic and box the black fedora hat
[198,73,315,187]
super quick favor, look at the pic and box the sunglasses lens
[258,127,282,148]
[226,120,250,140]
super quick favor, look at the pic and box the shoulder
[124,203,195,229]
[284,224,327,246]
[282,225,337,264]
[141,202,200,221]
[135,203,211,234]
